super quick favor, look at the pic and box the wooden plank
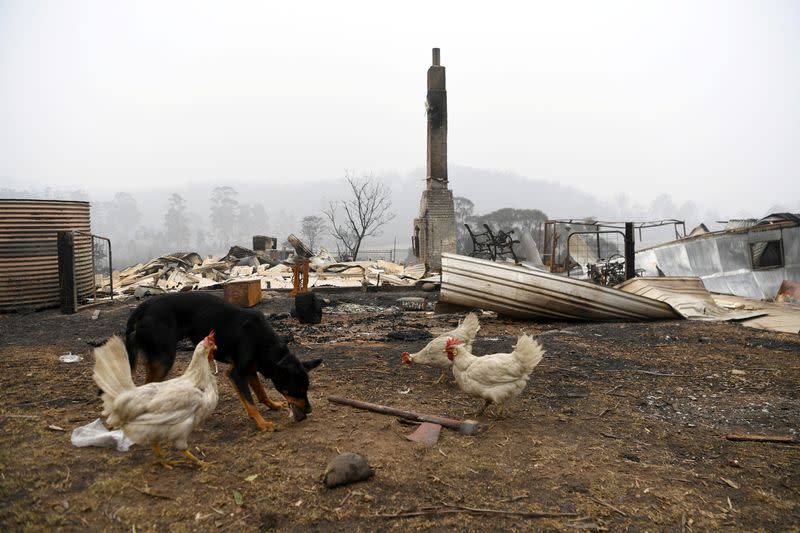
[725,434,796,444]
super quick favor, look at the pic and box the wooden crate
[223,279,262,307]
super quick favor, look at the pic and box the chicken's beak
[401,352,411,365]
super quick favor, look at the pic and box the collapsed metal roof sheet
[617,276,800,334]
[723,219,757,231]
[712,293,800,334]
[440,253,679,321]
[757,213,800,226]
[616,276,765,321]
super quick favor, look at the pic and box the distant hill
[96,165,612,252]
[444,166,610,218]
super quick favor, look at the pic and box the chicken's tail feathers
[514,333,545,373]
[459,312,481,344]
[92,335,136,413]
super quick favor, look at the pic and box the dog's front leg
[227,372,274,432]
[145,358,170,384]
[247,375,287,410]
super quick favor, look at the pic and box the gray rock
[421,282,438,292]
[323,452,374,488]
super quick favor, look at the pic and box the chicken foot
[151,443,179,469]
[181,449,210,468]
[475,402,509,419]
[471,399,492,417]
[150,443,210,469]
[433,371,448,385]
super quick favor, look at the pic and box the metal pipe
[625,222,636,280]
[108,237,113,301]
[595,226,601,262]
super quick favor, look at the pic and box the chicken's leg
[476,399,492,417]
[151,443,178,469]
[181,449,209,468]
[433,370,448,385]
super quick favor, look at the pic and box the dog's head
[271,350,323,422]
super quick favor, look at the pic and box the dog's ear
[302,358,323,371]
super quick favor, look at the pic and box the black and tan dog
[125,292,321,431]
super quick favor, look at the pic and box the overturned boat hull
[440,253,679,321]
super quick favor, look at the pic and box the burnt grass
[0,287,798,531]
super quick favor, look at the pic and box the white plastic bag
[71,418,134,452]
[59,352,83,363]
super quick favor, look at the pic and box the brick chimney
[412,48,456,271]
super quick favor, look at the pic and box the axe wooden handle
[327,395,488,436]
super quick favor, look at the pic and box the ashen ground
[0,288,798,531]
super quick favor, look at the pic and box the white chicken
[401,312,480,384]
[92,332,218,467]
[445,333,544,416]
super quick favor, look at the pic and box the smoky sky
[1,1,798,214]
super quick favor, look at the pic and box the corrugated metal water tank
[0,199,94,311]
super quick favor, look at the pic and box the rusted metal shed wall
[0,199,94,310]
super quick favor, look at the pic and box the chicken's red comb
[445,337,462,349]
[204,330,216,346]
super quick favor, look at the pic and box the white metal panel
[684,238,722,277]
[654,244,694,276]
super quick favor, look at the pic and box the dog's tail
[92,336,136,422]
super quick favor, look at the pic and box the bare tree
[300,215,327,252]
[324,171,395,260]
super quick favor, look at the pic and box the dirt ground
[1,287,798,532]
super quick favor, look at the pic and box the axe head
[406,422,442,445]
